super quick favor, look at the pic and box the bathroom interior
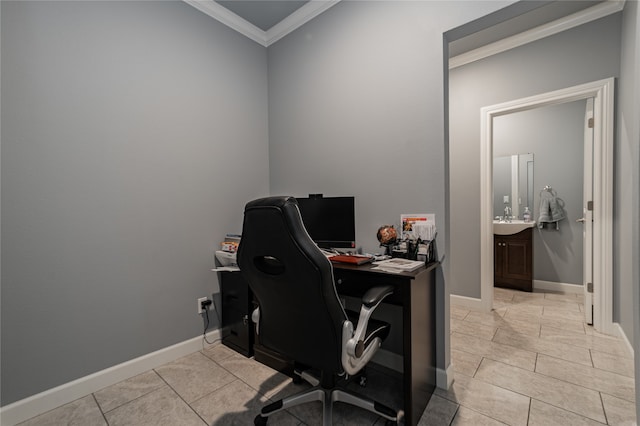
[492,99,587,294]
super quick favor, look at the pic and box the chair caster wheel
[254,415,268,425]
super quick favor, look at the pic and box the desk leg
[402,269,436,426]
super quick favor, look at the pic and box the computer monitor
[295,195,356,249]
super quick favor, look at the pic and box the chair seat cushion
[345,309,391,347]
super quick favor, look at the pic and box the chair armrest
[362,285,394,308]
[342,285,394,374]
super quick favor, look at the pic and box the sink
[493,220,536,235]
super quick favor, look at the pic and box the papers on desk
[211,266,240,272]
[372,258,424,273]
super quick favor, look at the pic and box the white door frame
[479,78,615,335]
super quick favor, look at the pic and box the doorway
[479,78,615,335]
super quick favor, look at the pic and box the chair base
[254,383,403,426]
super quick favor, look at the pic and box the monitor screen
[295,195,356,249]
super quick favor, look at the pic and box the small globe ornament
[377,225,397,255]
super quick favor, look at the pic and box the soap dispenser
[523,206,531,222]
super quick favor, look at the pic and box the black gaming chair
[237,196,403,425]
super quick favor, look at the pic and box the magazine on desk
[373,258,424,272]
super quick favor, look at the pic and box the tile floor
[422,288,637,426]
[17,288,637,425]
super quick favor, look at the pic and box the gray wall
[618,2,640,417]
[493,101,586,285]
[449,13,622,299]
[1,1,269,405]
[267,0,510,376]
[267,0,509,256]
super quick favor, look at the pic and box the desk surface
[332,260,438,278]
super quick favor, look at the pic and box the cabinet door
[503,239,532,280]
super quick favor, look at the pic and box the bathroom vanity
[494,221,534,292]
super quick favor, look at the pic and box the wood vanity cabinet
[494,228,533,292]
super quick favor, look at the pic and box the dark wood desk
[332,261,438,426]
[219,261,439,426]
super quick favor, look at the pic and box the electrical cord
[202,298,222,346]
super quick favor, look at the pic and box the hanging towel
[538,190,565,230]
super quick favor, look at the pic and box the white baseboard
[533,280,583,294]
[0,330,222,426]
[614,323,635,359]
[450,294,484,311]
[436,363,454,390]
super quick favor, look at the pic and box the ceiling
[216,0,310,31]
[184,0,339,46]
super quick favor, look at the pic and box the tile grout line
[90,393,109,426]
[152,366,210,425]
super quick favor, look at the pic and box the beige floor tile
[190,379,299,426]
[154,351,235,403]
[539,316,586,333]
[543,292,581,302]
[504,304,544,317]
[451,332,537,371]
[493,288,516,301]
[601,393,638,426]
[451,406,509,425]
[434,372,530,426]
[463,310,507,329]
[451,349,482,377]
[17,395,106,426]
[474,358,606,423]
[201,342,238,363]
[217,352,291,399]
[502,310,543,325]
[540,325,632,359]
[528,399,604,426]
[542,306,585,322]
[451,305,471,320]
[451,318,498,341]
[94,370,165,413]
[496,317,542,337]
[493,328,593,366]
[535,354,635,403]
[418,394,458,426]
[507,291,544,300]
[104,386,204,426]
[512,296,581,312]
[591,349,635,378]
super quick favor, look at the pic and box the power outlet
[197,297,211,315]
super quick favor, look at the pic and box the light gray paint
[494,101,586,285]
[267,0,511,378]
[492,156,512,217]
[449,13,621,299]
[618,1,640,418]
[1,1,269,405]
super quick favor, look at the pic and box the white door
[582,98,594,325]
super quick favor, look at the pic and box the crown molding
[184,0,341,47]
[184,0,267,45]
[266,1,341,46]
[449,0,625,69]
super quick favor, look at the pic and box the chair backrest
[237,196,347,374]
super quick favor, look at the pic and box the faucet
[503,205,512,222]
